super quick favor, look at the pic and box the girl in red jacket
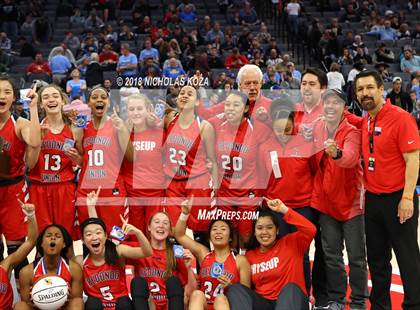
[311,89,368,310]
[226,198,316,310]
[257,97,317,296]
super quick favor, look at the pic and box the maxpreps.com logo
[198,209,259,221]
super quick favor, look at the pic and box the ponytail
[164,238,177,280]
[105,239,121,266]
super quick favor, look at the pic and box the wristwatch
[332,148,343,160]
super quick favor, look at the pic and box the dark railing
[253,0,312,69]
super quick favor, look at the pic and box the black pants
[85,296,133,310]
[277,207,328,306]
[227,283,309,310]
[131,276,184,310]
[365,190,420,310]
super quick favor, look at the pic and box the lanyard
[367,116,376,154]
[41,257,62,276]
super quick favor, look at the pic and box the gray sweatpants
[227,283,309,310]
[319,214,368,309]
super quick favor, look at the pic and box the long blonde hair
[148,211,177,280]
[38,84,71,126]
[126,94,154,111]
[126,94,154,130]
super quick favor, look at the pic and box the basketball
[31,276,68,310]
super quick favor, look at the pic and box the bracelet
[402,196,413,201]
[179,212,189,221]
[22,210,35,218]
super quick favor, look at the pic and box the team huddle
[0,64,419,310]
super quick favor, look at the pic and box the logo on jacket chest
[0,136,11,152]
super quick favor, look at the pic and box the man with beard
[354,70,420,310]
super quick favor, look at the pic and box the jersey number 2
[149,281,160,293]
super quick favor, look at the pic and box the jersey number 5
[100,286,114,301]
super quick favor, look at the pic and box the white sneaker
[327,302,345,310]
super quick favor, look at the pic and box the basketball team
[0,64,419,310]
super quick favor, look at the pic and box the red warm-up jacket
[311,118,364,221]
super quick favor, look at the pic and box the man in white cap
[386,76,413,112]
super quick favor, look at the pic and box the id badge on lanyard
[367,117,377,172]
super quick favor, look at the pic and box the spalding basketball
[31,276,68,310]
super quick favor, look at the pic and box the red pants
[76,184,128,237]
[126,185,164,232]
[165,174,213,232]
[29,182,76,236]
[217,196,260,236]
[0,180,27,240]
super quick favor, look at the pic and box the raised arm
[86,187,101,218]
[174,197,209,264]
[201,120,219,191]
[117,215,153,259]
[1,201,37,275]
[265,198,316,253]
[111,107,134,162]
[19,84,41,148]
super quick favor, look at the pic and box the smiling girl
[130,211,197,310]
[0,77,40,277]
[28,84,81,236]
[208,91,270,251]
[174,197,251,310]
[226,199,316,310]
[77,189,153,310]
[74,86,134,234]
[121,94,165,232]
[164,85,218,246]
